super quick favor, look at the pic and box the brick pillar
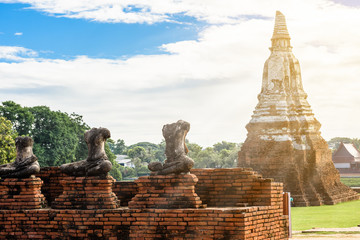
[128,174,204,209]
[0,176,46,209]
[51,176,119,209]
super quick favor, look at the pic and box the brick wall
[37,167,285,209]
[128,174,204,209]
[0,177,46,210]
[36,167,66,204]
[36,167,138,207]
[0,167,289,239]
[191,168,284,207]
[113,182,138,207]
[0,207,288,239]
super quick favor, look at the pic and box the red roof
[332,142,360,163]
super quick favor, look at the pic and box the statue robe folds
[148,120,194,175]
[60,127,112,177]
[0,136,40,178]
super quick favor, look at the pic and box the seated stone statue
[0,136,40,178]
[148,120,194,175]
[60,127,112,177]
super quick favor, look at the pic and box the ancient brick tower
[238,11,359,206]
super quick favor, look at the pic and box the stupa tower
[238,11,359,206]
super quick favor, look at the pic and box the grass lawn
[291,200,360,231]
[341,177,360,187]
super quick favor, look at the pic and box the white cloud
[14,32,23,36]
[0,0,360,146]
[0,46,37,61]
[0,0,352,24]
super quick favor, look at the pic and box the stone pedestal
[51,176,119,209]
[0,176,46,209]
[128,174,204,209]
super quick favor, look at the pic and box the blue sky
[0,0,360,146]
[0,3,202,59]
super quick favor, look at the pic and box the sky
[0,0,360,147]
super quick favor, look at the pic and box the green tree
[0,101,34,136]
[0,101,89,167]
[131,157,143,169]
[194,147,219,168]
[154,140,166,163]
[0,117,17,164]
[213,141,240,168]
[70,113,89,161]
[121,166,136,178]
[110,140,167,178]
[30,106,87,166]
[328,137,360,151]
[136,165,150,176]
[187,140,240,169]
[186,141,203,160]
[105,142,122,181]
[127,146,147,161]
[128,142,159,150]
[218,147,239,168]
[127,142,163,163]
[108,139,127,155]
[213,141,236,152]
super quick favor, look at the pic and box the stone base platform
[128,173,205,209]
[292,183,360,207]
[51,176,119,209]
[0,176,46,210]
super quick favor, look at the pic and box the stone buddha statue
[148,120,194,175]
[0,136,40,178]
[60,127,112,177]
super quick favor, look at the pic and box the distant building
[332,143,360,172]
[115,155,135,168]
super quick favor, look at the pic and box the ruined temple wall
[36,167,66,204]
[112,181,138,207]
[37,167,285,209]
[0,207,288,240]
[239,138,359,206]
[36,167,138,206]
[130,207,288,240]
[190,168,284,208]
[0,167,289,239]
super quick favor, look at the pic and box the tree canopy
[0,116,17,164]
[327,137,360,151]
[110,138,241,179]
[105,143,122,181]
[108,139,126,155]
[0,101,33,136]
[0,101,122,180]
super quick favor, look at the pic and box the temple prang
[238,11,359,206]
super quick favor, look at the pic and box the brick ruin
[238,11,359,206]
[0,167,289,239]
[0,177,45,210]
[5,10,355,239]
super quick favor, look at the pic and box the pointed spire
[272,11,290,40]
[270,11,292,51]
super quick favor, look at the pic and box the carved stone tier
[238,11,359,206]
[51,176,119,209]
[128,174,204,209]
[0,176,46,209]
